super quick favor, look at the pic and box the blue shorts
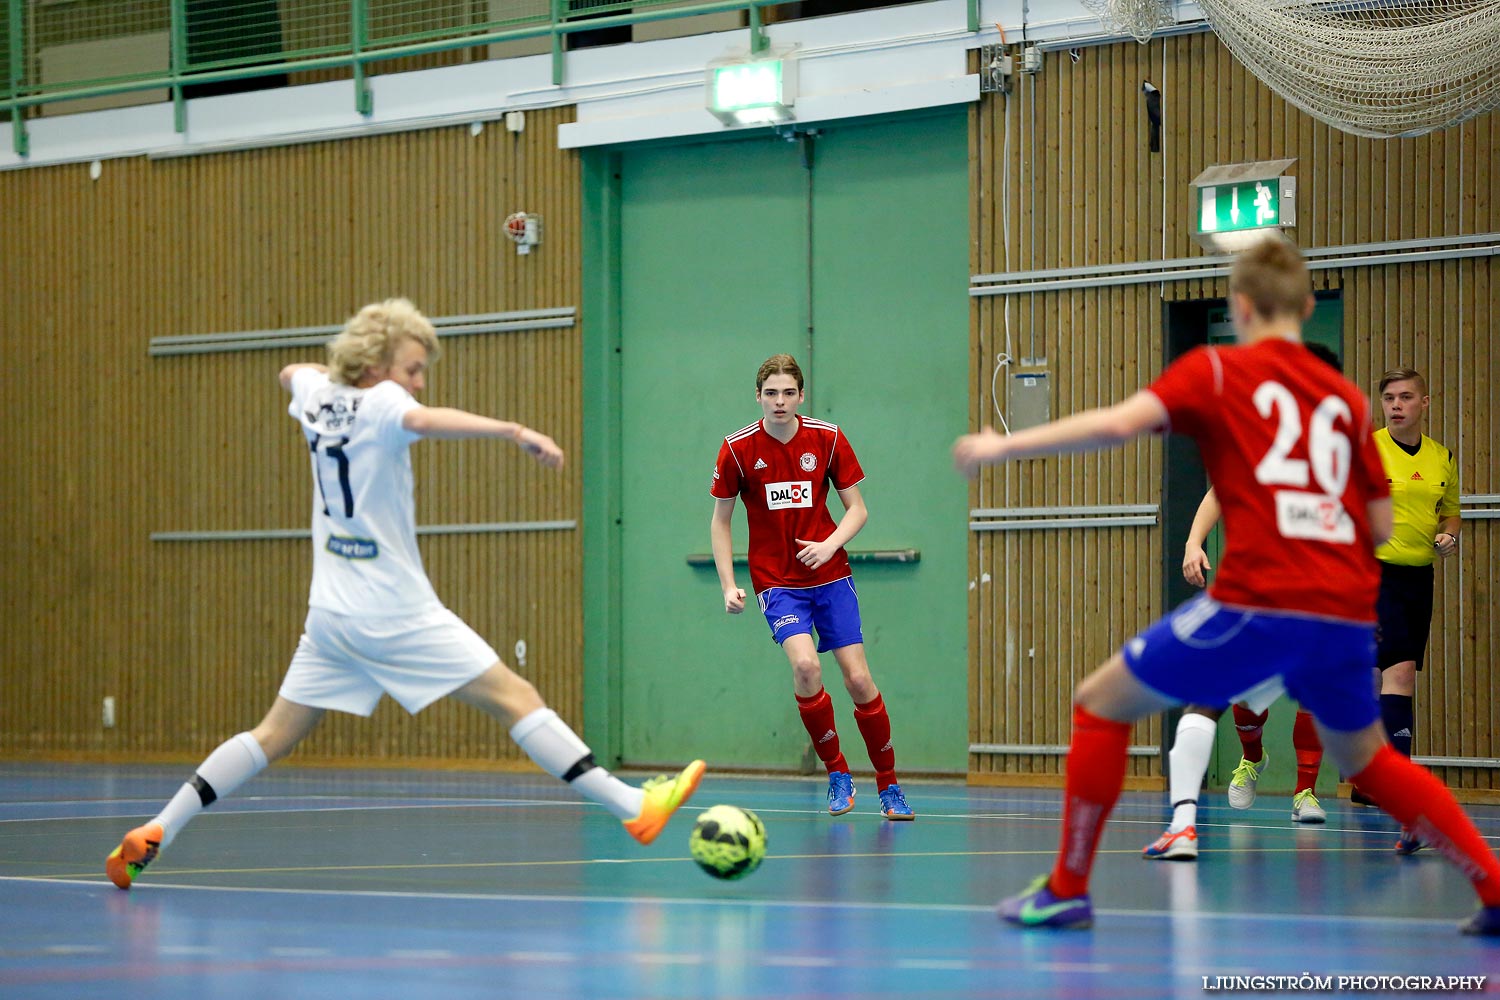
[1122,594,1380,733]
[757,578,864,653]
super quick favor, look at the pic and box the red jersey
[711,417,865,594]
[1147,339,1389,622]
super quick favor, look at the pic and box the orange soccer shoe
[106,822,164,890]
[624,760,706,846]
[1142,825,1199,860]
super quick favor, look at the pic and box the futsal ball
[688,805,767,880]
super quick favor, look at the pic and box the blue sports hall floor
[2,762,1498,999]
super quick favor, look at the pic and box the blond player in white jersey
[107,299,703,889]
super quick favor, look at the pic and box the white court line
[1036,962,1116,973]
[896,958,973,970]
[0,875,1470,929]
[0,800,592,824]
[1119,818,1500,842]
[0,876,992,914]
[634,953,705,965]
[0,803,1032,824]
[0,794,591,808]
[6,802,1492,848]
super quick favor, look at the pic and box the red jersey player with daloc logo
[710,354,914,820]
[953,238,1500,935]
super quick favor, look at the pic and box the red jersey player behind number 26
[953,237,1500,935]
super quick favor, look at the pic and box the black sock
[1381,694,1414,757]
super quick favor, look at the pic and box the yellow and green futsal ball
[688,805,767,880]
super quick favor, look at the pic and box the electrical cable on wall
[991,21,1014,435]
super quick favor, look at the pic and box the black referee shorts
[1374,561,1435,671]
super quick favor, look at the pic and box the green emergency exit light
[707,57,797,126]
[1198,178,1295,234]
[1190,159,1298,252]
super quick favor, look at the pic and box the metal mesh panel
[1,4,12,107]
[599,0,710,13]
[368,0,477,44]
[485,0,554,28]
[28,0,170,50]
[367,0,546,47]
[183,0,349,71]
[4,0,778,115]
[25,0,169,92]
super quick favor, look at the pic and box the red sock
[1292,710,1323,795]
[1049,705,1132,898]
[1232,705,1270,763]
[853,693,897,790]
[796,688,849,775]
[1352,745,1500,906]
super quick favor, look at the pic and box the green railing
[1,0,981,157]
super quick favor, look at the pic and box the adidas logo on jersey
[754,458,768,470]
[1410,471,1424,480]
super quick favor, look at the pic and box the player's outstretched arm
[1182,487,1220,587]
[710,498,745,614]
[953,391,1168,475]
[402,406,564,469]
[279,363,328,392]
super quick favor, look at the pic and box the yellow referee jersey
[1373,427,1460,566]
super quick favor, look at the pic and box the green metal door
[617,135,810,769]
[591,111,970,772]
[802,119,971,771]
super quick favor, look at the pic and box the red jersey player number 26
[1252,380,1355,543]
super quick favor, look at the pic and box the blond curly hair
[326,298,441,385]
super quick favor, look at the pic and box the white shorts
[279,607,499,716]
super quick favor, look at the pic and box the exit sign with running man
[1198,177,1296,234]
[1189,160,1298,251]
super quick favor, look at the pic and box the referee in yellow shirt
[1354,368,1461,849]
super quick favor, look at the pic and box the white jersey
[289,369,442,617]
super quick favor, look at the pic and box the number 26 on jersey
[1253,380,1354,544]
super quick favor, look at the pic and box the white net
[1198,0,1500,138]
[1081,0,1176,44]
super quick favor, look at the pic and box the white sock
[510,708,644,820]
[1167,713,1218,832]
[153,732,269,848]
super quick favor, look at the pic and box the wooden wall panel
[0,107,582,767]
[970,31,1498,786]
